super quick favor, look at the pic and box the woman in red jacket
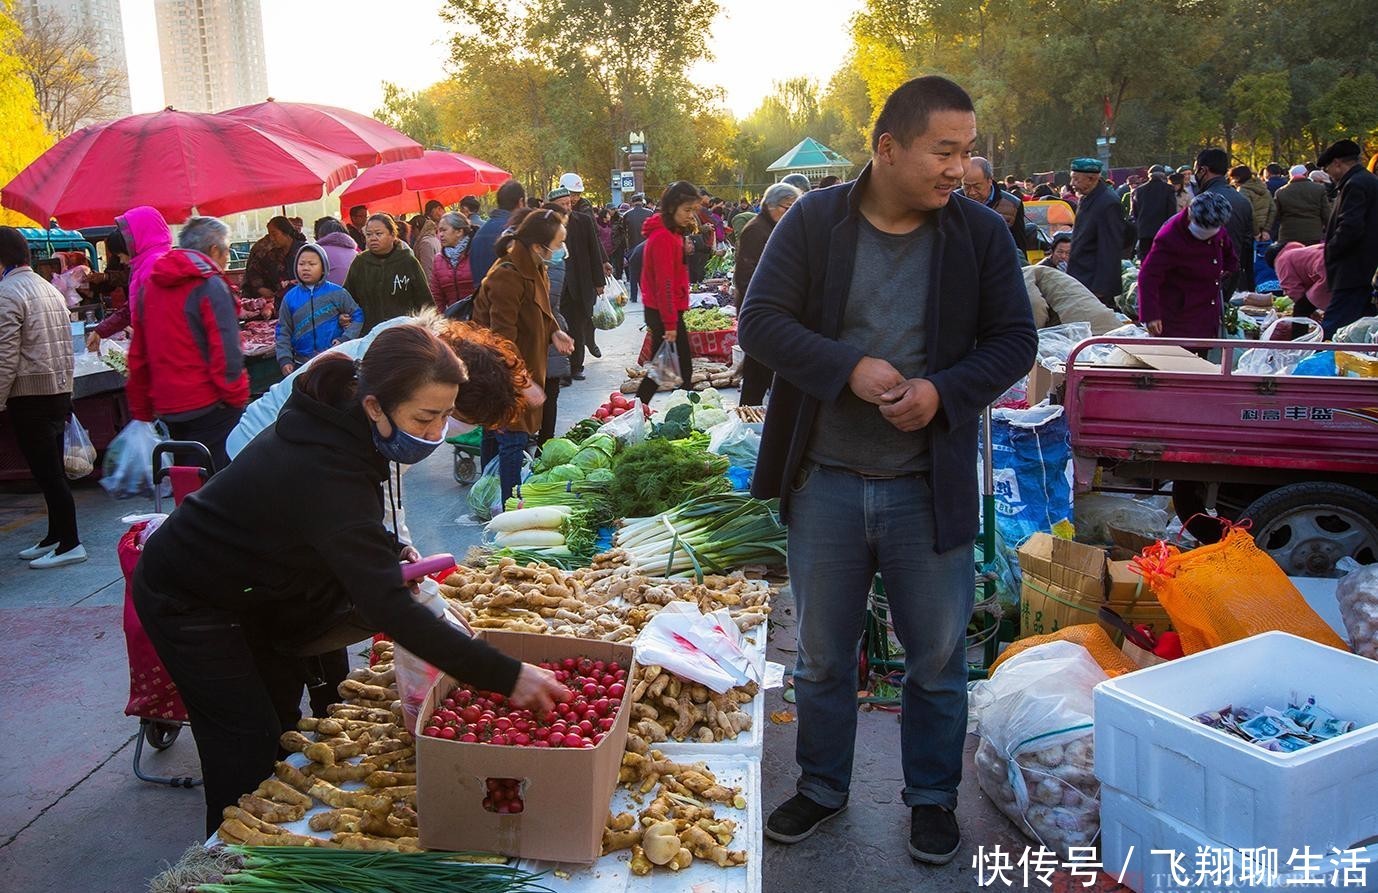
[637,181,699,403]
[430,212,475,313]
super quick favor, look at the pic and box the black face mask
[1194,170,1211,192]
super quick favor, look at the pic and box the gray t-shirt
[805,217,933,475]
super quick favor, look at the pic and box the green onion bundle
[613,493,787,580]
[182,847,552,893]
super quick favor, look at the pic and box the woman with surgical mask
[1137,192,1238,339]
[132,323,568,837]
[473,208,575,502]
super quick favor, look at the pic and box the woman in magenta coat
[1137,192,1238,339]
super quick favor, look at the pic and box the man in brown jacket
[1273,164,1332,245]
[0,227,84,568]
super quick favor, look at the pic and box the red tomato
[439,727,456,740]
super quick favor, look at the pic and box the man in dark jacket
[470,179,524,285]
[962,156,1027,251]
[1130,165,1178,259]
[1319,139,1378,336]
[1194,147,1256,293]
[1066,158,1127,307]
[1264,162,1288,195]
[551,176,608,377]
[623,194,653,253]
[739,75,1035,865]
[346,205,368,251]
[1273,165,1332,246]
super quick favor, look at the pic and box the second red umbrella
[219,98,423,167]
[0,108,359,230]
[337,150,510,216]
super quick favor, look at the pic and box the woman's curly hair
[434,319,531,430]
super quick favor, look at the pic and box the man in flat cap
[1318,139,1378,336]
[1192,147,1256,293]
[1066,158,1129,307]
[1130,165,1178,261]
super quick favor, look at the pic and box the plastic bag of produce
[592,293,624,330]
[647,341,683,388]
[1334,558,1378,659]
[1036,322,1093,368]
[99,420,168,499]
[707,417,760,471]
[63,414,97,480]
[987,405,1073,547]
[599,400,649,448]
[467,455,504,521]
[970,640,1107,857]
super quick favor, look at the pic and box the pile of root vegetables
[215,641,421,852]
[439,558,772,643]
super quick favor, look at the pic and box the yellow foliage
[0,3,54,226]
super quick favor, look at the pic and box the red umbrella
[0,108,359,229]
[337,150,510,216]
[219,98,423,167]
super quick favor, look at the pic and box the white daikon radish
[493,529,566,548]
[484,505,570,534]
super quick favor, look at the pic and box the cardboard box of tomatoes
[416,631,636,862]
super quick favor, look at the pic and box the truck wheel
[1241,482,1378,577]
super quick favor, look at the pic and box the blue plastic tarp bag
[986,405,1074,547]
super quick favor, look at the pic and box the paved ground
[0,303,1032,892]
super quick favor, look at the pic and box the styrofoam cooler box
[1100,787,1378,893]
[1094,632,1378,857]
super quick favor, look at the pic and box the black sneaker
[572,372,586,381]
[588,343,602,358]
[909,805,960,864]
[765,794,846,844]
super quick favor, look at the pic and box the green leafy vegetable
[535,438,578,471]
[608,437,731,517]
[548,463,585,482]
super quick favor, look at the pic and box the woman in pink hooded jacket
[89,206,172,343]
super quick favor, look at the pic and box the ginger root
[680,823,747,867]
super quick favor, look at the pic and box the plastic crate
[1094,632,1378,857]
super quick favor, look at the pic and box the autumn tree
[13,11,126,136]
[0,2,54,226]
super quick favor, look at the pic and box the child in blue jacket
[275,244,363,374]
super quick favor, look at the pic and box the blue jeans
[480,429,529,504]
[787,463,974,810]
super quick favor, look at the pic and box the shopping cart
[448,427,483,484]
[118,440,214,788]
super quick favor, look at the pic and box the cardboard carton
[1090,343,1219,373]
[1028,362,1066,405]
[1103,559,1173,640]
[1017,533,1107,636]
[416,631,635,862]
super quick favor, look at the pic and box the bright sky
[120,0,864,120]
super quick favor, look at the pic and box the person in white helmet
[552,173,609,377]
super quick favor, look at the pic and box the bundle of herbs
[607,437,730,518]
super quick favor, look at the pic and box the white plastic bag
[99,420,167,499]
[602,277,627,306]
[1237,317,1322,375]
[647,340,683,388]
[1336,558,1378,660]
[970,641,1107,857]
[598,402,649,448]
[393,578,474,733]
[592,292,624,330]
[634,603,759,693]
[63,414,97,479]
